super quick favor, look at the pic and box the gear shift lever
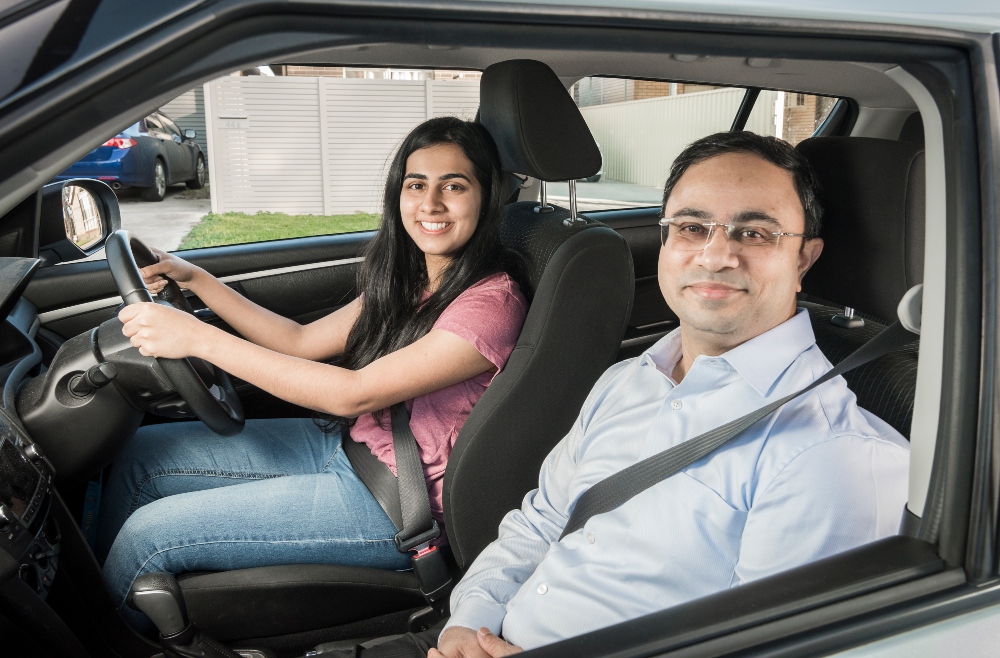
[129,572,242,658]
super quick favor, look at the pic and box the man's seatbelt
[343,403,452,611]
[560,320,917,540]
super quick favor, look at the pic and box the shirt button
[536,583,548,595]
[671,399,683,410]
[586,533,596,544]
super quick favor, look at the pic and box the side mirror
[38,179,120,265]
[184,129,197,140]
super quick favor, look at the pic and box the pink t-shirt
[349,272,527,531]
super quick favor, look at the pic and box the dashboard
[0,257,60,601]
[0,406,58,598]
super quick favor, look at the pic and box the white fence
[201,79,781,215]
[204,77,481,215]
[580,88,778,188]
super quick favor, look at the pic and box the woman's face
[399,143,484,262]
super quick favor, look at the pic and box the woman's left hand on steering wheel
[138,247,204,296]
[119,302,212,360]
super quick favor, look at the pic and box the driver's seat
[172,60,634,648]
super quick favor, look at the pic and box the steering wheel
[105,230,245,436]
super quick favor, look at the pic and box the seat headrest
[479,59,601,182]
[798,137,925,323]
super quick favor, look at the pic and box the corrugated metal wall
[206,77,480,215]
[580,88,778,188]
[159,87,208,154]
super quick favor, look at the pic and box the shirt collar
[641,308,816,397]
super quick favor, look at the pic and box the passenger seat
[797,137,924,438]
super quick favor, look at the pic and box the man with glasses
[333,132,910,658]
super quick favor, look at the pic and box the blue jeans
[96,417,410,633]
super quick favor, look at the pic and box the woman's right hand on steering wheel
[139,248,204,295]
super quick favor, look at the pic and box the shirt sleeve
[734,433,909,584]
[443,361,632,637]
[432,276,527,372]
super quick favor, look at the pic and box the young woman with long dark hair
[95,116,528,632]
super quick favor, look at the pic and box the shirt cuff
[441,598,507,640]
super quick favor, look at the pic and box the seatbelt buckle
[394,519,441,553]
[410,543,452,606]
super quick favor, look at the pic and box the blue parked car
[56,111,206,201]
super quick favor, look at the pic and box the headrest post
[831,305,865,329]
[563,179,584,226]
[534,181,554,214]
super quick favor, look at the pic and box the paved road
[116,186,210,252]
[547,179,662,212]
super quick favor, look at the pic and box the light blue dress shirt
[445,309,910,650]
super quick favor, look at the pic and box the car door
[141,114,173,178]
[158,114,194,180]
[25,232,369,418]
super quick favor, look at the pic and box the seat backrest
[796,137,925,438]
[799,137,925,323]
[443,60,634,568]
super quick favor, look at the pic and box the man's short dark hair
[661,131,823,240]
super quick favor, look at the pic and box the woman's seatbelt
[343,404,452,612]
[560,320,918,540]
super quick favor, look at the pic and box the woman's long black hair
[318,116,522,431]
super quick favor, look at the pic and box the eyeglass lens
[660,220,784,251]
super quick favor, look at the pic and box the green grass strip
[178,211,381,250]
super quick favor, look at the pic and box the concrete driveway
[116,185,210,251]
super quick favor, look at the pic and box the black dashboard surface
[0,258,40,323]
[0,439,36,517]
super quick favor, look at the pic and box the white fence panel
[210,77,325,214]
[580,88,778,189]
[323,79,428,215]
[208,77,481,215]
[430,80,481,120]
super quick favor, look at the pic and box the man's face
[658,152,824,348]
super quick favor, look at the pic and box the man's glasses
[659,218,806,252]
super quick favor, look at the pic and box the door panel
[26,231,373,324]
[27,232,373,420]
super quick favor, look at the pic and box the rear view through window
[555,77,838,211]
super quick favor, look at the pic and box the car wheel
[186,155,206,190]
[142,159,167,201]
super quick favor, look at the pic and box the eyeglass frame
[658,217,808,250]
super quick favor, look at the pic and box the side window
[160,115,182,137]
[143,114,164,136]
[566,77,838,211]
[107,67,483,253]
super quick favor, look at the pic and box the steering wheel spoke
[103,230,245,436]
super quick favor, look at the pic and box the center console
[0,407,59,600]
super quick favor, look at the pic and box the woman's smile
[419,220,453,234]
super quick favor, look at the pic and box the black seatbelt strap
[344,403,452,610]
[560,321,917,540]
[387,403,441,551]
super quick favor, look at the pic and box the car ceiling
[281,44,916,109]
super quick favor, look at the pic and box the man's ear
[796,238,824,290]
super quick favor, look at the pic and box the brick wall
[782,94,837,145]
[281,65,346,77]
[633,80,672,100]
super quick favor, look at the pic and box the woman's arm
[119,302,495,417]
[140,248,359,360]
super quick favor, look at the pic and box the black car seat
[446,59,629,566]
[174,61,634,645]
[796,136,925,438]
